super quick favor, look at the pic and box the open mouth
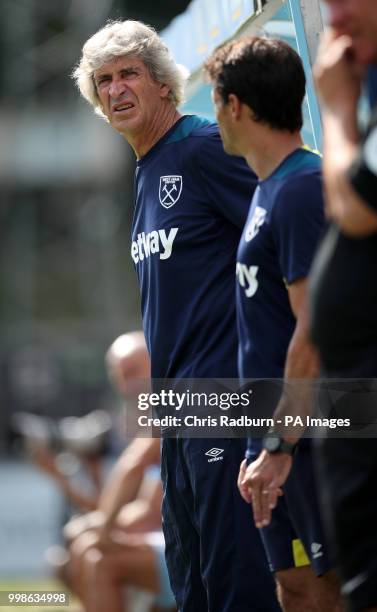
[113,102,134,113]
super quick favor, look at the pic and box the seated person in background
[48,332,174,611]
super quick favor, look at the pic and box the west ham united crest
[245,205,267,242]
[159,175,183,209]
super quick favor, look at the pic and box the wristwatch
[262,432,297,456]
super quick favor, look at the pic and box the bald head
[106,331,150,397]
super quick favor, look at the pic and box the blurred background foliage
[0,0,190,455]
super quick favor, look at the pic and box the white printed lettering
[159,228,179,260]
[131,227,179,263]
[236,262,259,297]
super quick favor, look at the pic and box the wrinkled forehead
[93,55,147,77]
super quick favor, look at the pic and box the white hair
[72,20,188,118]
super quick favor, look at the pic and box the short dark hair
[204,37,306,132]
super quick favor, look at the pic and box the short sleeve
[348,119,377,213]
[271,174,325,284]
[196,131,258,229]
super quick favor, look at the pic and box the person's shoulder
[278,167,322,197]
[269,154,323,225]
[276,147,321,179]
[293,146,322,178]
[188,115,219,138]
[165,115,221,163]
[169,116,254,185]
[191,119,221,145]
[168,115,218,145]
[273,149,322,198]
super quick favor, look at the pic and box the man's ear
[228,93,242,120]
[159,83,170,99]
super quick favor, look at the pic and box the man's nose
[109,78,127,99]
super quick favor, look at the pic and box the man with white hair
[73,20,279,612]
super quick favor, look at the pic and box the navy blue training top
[237,147,324,381]
[131,115,257,379]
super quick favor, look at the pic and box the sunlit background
[0,0,190,593]
[1,0,352,608]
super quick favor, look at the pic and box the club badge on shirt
[159,175,183,209]
[245,206,267,242]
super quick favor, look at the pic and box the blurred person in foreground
[61,332,176,611]
[205,37,343,611]
[72,19,280,612]
[308,1,377,610]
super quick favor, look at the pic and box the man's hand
[241,450,292,528]
[314,30,363,119]
[313,30,377,236]
[238,459,252,504]
[93,523,116,550]
[64,511,105,542]
[65,514,114,550]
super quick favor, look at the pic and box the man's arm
[115,477,162,533]
[30,446,99,512]
[97,438,159,516]
[322,109,377,236]
[271,279,319,435]
[314,31,377,236]
[240,278,318,528]
[64,437,160,542]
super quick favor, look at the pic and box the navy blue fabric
[161,437,281,612]
[132,116,280,610]
[248,443,331,576]
[316,436,377,611]
[236,148,329,575]
[237,147,324,382]
[366,66,377,109]
[132,115,257,379]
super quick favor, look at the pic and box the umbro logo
[205,448,224,463]
[311,542,323,559]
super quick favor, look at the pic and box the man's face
[324,0,377,64]
[212,88,240,156]
[94,56,168,137]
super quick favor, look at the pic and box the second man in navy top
[205,36,342,612]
